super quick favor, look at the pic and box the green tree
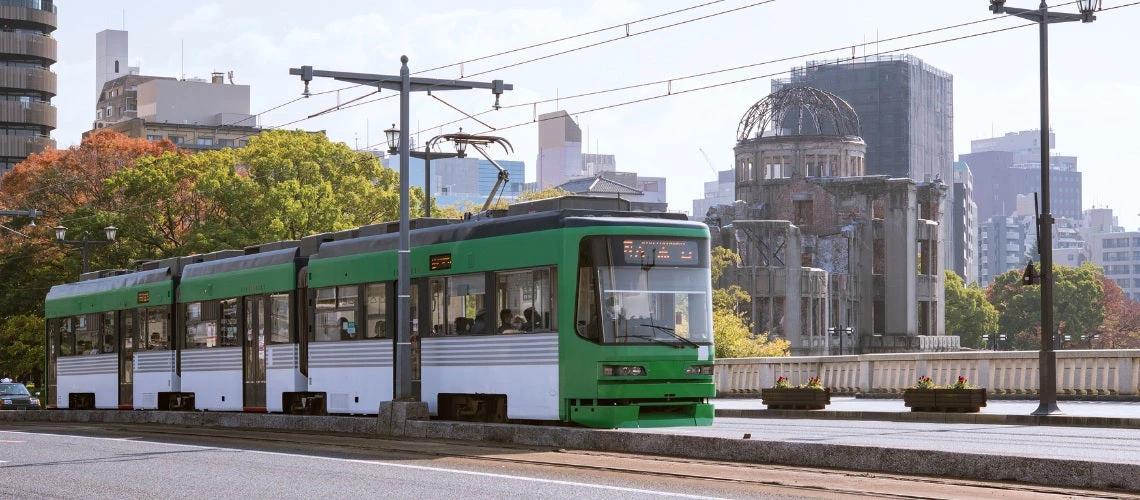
[714,308,789,358]
[944,270,998,349]
[708,245,785,358]
[104,130,413,255]
[987,262,1105,349]
[711,245,740,284]
[516,186,570,202]
[0,314,45,385]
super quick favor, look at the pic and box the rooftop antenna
[122,9,126,30]
[180,40,185,80]
[227,70,234,84]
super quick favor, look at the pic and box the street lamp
[988,0,1099,416]
[385,127,470,217]
[54,225,117,274]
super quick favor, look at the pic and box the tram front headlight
[684,365,714,376]
[603,365,646,376]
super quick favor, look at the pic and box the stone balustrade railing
[715,350,1140,396]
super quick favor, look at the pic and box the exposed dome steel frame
[736,86,860,142]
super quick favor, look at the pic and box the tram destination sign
[429,253,452,271]
[621,239,699,266]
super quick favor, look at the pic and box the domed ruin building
[710,87,950,355]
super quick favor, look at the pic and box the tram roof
[313,209,704,261]
[46,267,172,302]
[181,246,300,279]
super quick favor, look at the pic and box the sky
[50,0,1140,229]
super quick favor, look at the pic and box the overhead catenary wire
[275,0,782,136]
[50,1,1135,227]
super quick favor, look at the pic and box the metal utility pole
[291,58,510,401]
[987,0,1098,416]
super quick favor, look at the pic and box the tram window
[440,274,485,336]
[313,285,358,342]
[101,312,116,353]
[58,317,76,356]
[219,298,239,347]
[184,301,220,348]
[268,293,290,344]
[364,283,390,339]
[495,267,555,334]
[75,314,101,355]
[144,307,169,350]
[428,278,447,337]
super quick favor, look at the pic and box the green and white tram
[44,205,715,428]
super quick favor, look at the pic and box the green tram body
[43,208,715,428]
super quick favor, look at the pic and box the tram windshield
[577,236,712,346]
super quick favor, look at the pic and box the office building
[84,29,262,150]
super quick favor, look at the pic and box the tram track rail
[8,421,1133,499]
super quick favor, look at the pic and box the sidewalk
[713,396,1140,427]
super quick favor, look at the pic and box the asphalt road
[1,423,1133,499]
[637,416,1140,465]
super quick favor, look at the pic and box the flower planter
[903,388,987,413]
[761,388,831,410]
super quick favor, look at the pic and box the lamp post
[988,0,1099,416]
[386,124,461,217]
[54,225,117,274]
[292,59,511,402]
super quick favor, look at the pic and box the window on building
[793,200,813,227]
[106,106,113,117]
[218,138,234,147]
[197,137,214,146]
[168,136,185,145]
[146,134,162,141]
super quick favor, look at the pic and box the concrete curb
[2,410,1137,491]
[715,408,1140,429]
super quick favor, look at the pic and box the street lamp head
[1077,0,1099,22]
[53,225,66,242]
[384,124,400,154]
[104,225,117,242]
[453,128,468,158]
[988,0,1006,14]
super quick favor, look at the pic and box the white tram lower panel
[420,333,559,421]
[134,350,178,409]
[179,347,243,411]
[266,344,306,413]
[56,354,118,408]
[307,340,393,414]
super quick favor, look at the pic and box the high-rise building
[0,0,58,180]
[692,169,735,220]
[959,130,1082,223]
[85,29,261,150]
[536,111,582,189]
[951,162,979,284]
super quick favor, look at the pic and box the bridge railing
[714,350,1140,396]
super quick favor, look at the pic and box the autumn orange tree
[1095,274,1140,348]
[0,130,180,314]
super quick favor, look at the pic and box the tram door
[243,296,266,410]
[119,310,136,408]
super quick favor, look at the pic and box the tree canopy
[944,270,998,349]
[987,262,1105,349]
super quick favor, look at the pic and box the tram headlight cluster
[684,365,714,376]
[603,365,646,377]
